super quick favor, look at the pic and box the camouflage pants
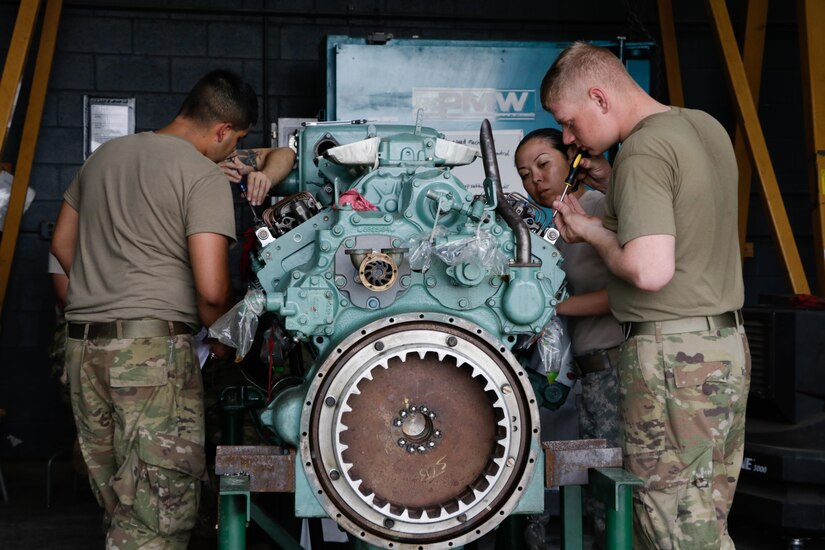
[619,325,750,550]
[65,331,206,550]
[576,364,620,546]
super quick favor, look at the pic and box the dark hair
[515,127,566,159]
[178,69,258,130]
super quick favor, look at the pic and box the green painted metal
[218,476,250,550]
[561,485,584,550]
[512,441,545,514]
[590,468,643,550]
[294,459,327,518]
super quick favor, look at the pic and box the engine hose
[479,118,533,266]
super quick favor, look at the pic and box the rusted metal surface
[215,445,295,493]
[339,351,499,514]
[543,439,622,487]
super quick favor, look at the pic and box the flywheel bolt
[446,336,458,347]
[407,445,417,453]
[393,418,403,427]
[397,438,407,447]
[399,410,408,418]
[374,341,385,351]
[325,396,336,407]
[417,445,426,453]
[383,518,395,529]
[329,470,340,480]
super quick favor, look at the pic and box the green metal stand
[589,468,642,550]
[561,485,583,550]
[217,385,302,550]
[218,476,250,550]
[558,467,641,550]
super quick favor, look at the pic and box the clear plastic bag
[208,288,266,362]
[535,316,573,384]
[408,227,508,276]
[432,229,508,276]
[407,226,447,272]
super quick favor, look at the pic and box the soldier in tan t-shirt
[50,69,258,549]
[541,42,749,550]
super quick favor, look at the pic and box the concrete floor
[0,459,822,550]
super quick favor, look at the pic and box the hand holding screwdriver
[552,150,585,219]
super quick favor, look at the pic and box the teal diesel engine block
[247,119,567,549]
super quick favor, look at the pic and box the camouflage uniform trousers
[65,330,207,550]
[575,363,620,547]
[618,324,750,550]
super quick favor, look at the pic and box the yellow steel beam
[0,0,42,157]
[735,0,769,260]
[798,0,825,295]
[656,0,685,107]
[0,0,62,316]
[706,0,810,294]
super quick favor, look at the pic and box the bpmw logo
[412,88,536,121]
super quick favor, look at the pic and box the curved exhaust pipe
[479,119,534,266]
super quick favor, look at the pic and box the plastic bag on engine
[208,287,266,362]
[533,317,573,383]
[431,229,509,276]
[407,226,448,272]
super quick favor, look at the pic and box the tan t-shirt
[603,106,744,322]
[64,132,236,326]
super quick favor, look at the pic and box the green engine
[248,119,567,549]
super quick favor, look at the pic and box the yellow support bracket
[706,0,810,295]
[656,0,685,107]
[734,0,769,261]
[0,0,42,157]
[798,0,825,295]
[0,0,63,317]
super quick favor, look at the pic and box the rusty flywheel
[299,313,540,549]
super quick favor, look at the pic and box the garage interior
[0,0,823,549]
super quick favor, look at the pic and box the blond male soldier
[542,42,750,549]
[51,69,256,549]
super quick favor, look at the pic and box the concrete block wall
[0,0,814,458]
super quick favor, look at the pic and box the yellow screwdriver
[552,150,585,219]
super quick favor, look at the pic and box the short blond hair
[540,41,640,110]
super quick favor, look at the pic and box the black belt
[575,345,620,375]
[624,310,742,339]
[68,320,194,340]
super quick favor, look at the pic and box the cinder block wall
[0,0,812,458]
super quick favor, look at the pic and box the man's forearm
[259,147,296,189]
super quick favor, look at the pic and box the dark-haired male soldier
[51,69,256,549]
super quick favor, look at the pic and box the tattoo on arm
[231,150,260,171]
